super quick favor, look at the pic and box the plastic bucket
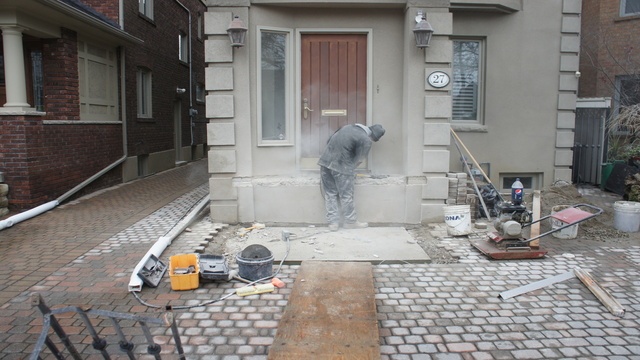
[444,205,472,236]
[236,244,274,281]
[613,201,640,232]
[550,205,579,239]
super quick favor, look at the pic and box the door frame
[295,28,374,170]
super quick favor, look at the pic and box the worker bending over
[318,123,386,231]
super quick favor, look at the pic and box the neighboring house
[578,0,640,173]
[203,0,581,225]
[0,0,207,213]
[580,0,640,111]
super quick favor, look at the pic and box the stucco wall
[204,1,574,225]
[449,0,577,189]
[205,3,455,224]
[245,7,407,176]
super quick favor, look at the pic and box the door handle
[303,98,314,119]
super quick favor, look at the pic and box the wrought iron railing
[30,293,185,360]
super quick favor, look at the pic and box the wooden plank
[529,190,541,247]
[268,261,379,360]
[574,267,625,317]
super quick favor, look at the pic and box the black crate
[199,255,229,281]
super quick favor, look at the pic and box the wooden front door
[300,34,367,167]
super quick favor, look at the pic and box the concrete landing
[237,226,430,263]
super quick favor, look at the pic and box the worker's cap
[369,124,385,142]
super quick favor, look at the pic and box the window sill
[138,13,156,26]
[615,14,640,22]
[137,118,156,123]
[451,123,488,133]
[257,141,294,147]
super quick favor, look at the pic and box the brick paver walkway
[0,167,639,359]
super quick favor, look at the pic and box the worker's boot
[344,221,368,229]
[328,223,339,231]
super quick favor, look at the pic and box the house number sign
[427,71,450,88]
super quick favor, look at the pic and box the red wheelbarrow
[470,203,604,260]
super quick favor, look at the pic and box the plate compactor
[470,181,603,260]
[470,203,603,260]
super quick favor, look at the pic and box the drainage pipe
[128,193,210,292]
[0,155,128,232]
[0,200,58,230]
[0,47,130,231]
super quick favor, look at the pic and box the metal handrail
[30,293,185,360]
[520,203,604,244]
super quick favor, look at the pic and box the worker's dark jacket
[317,125,372,174]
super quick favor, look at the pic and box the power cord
[131,229,294,310]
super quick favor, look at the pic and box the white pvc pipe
[0,200,58,230]
[128,236,173,292]
[128,194,210,292]
[0,155,127,232]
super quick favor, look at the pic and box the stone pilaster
[554,0,582,182]
[204,2,250,223]
[405,1,453,222]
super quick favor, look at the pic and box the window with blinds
[452,40,482,122]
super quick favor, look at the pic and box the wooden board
[268,261,379,359]
[529,190,541,247]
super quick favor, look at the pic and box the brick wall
[42,28,80,120]
[0,25,123,212]
[578,0,600,97]
[0,116,122,211]
[122,0,207,157]
[579,0,640,98]
[83,0,120,24]
[0,0,207,213]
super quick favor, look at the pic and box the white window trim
[139,0,154,20]
[500,173,541,192]
[620,0,640,16]
[78,39,118,122]
[196,82,205,103]
[137,67,152,118]
[451,37,485,125]
[257,26,294,146]
[179,31,188,63]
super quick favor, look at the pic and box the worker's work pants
[320,166,357,224]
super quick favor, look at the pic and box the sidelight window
[258,28,292,145]
[452,39,483,123]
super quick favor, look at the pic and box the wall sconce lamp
[413,11,434,48]
[227,15,248,48]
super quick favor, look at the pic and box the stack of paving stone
[447,172,479,220]
[447,172,469,205]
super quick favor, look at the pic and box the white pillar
[1,26,31,109]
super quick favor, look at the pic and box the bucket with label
[550,205,579,239]
[444,205,472,236]
[613,201,640,232]
[236,244,274,281]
